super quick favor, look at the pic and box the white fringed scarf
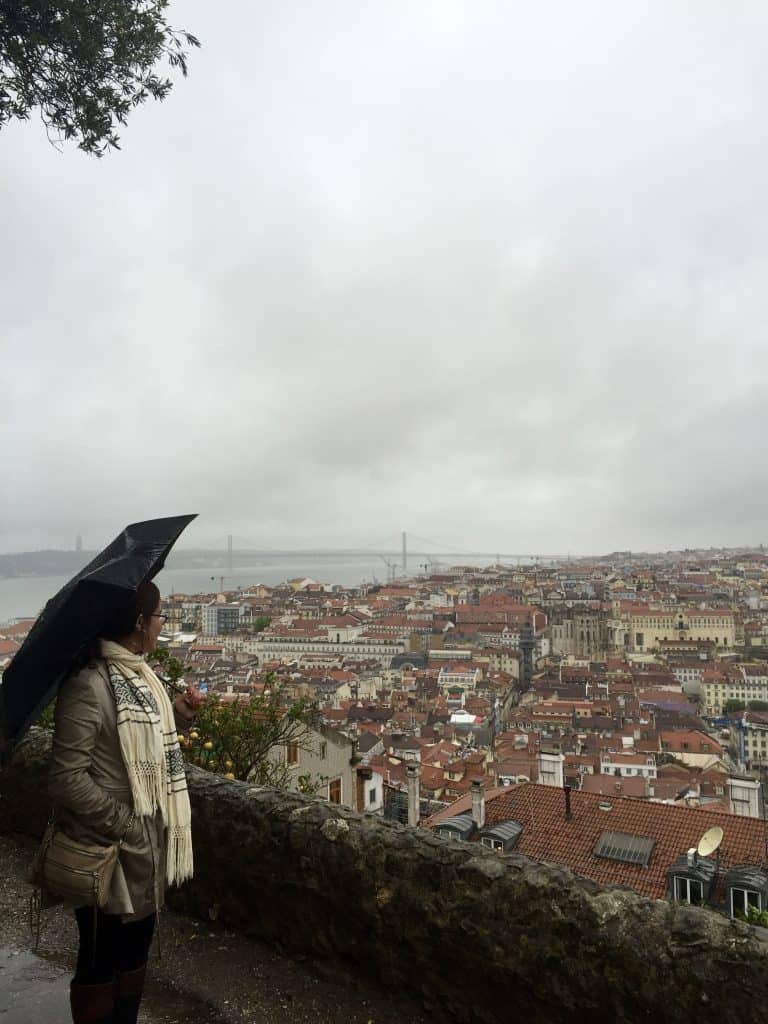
[100,639,193,886]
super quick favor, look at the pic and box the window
[674,877,704,904]
[319,742,327,759]
[329,778,342,804]
[594,831,655,866]
[368,787,377,806]
[286,741,299,766]
[731,888,761,918]
[481,837,504,852]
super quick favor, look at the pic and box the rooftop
[426,782,767,900]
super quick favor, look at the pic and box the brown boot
[69,980,115,1023]
[114,963,147,1024]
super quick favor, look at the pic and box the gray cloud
[3,1,768,554]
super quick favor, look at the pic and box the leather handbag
[29,819,121,908]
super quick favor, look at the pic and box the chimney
[406,764,421,827]
[539,750,565,788]
[686,847,697,867]
[471,779,485,829]
[564,784,572,821]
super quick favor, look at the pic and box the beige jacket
[48,659,186,921]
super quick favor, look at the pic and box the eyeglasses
[150,613,168,624]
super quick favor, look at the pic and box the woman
[49,580,203,1024]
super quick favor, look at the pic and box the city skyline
[2,536,768,561]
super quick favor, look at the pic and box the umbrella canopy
[0,514,196,764]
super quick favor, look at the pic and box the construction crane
[420,558,441,575]
[377,555,397,583]
[210,575,229,593]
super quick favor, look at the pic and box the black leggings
[74,907,156,984]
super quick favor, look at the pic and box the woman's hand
[174,686,204,722]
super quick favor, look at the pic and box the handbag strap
[29,889,42,951]
[30,819,55,951]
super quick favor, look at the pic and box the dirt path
[0,833,429,1024]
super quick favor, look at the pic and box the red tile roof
[0,619,36,637]
[419,766,445,793]
[661,730,723,755]
[425,783,767,900]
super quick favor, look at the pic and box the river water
[0,554,469,623]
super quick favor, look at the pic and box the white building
[703,665,768,715]
[600,752,657,780]
[268,719,356,808]
[359,768,385,814]
[255,634,405,668]
[669,662,706,696]
[437,665,481,694]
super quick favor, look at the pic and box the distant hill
[0,549,230,578]
[0,548,381,579]
[1,544,766,579]
[0,550,98,579]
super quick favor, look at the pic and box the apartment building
[668,661,706,694]
[702,664,768,715]
[600,751,657,780]
[730,711,768,769]
[268,719,357,808]
[437,665,482,697]
[203,602,245,636]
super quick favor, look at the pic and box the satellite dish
[697,826,724,858]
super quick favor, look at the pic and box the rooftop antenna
[697,826,724,858]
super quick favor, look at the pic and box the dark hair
[68,580,161,676]
[99,580,160,640]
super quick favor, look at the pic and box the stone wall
[3,729,768,1024]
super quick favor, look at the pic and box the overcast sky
[3,1,768,557]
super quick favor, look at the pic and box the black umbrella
[0,514,197,764]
